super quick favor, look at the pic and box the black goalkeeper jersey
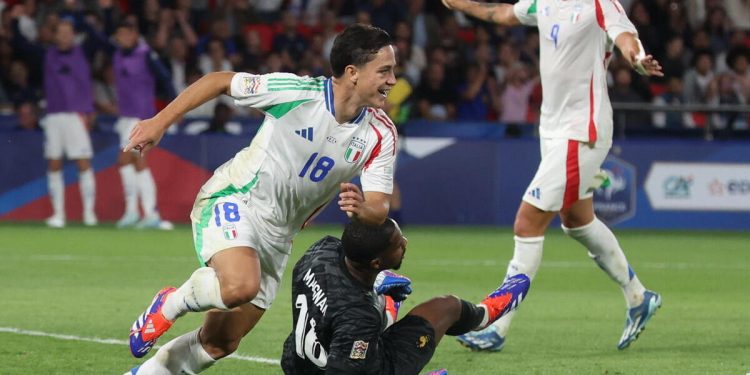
[281,236,387,374]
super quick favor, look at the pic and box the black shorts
[380,315,436,375]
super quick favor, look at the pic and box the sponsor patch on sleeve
[240,76,262,95]
[349,340,369,360]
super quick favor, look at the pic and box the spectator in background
[684,49,717,105]
[164,36,192,94]
[271,11,308,62]
[393,20,426,86]
[653,76,696,129]
[6,59,40,106]
[358,0,405,36]
[199,38,233,75]
[93,61,118,115]
[108,19,176,229]
[153,6,198,52]
[196,18,239,65]
[658,36,688,83]
[13,100,40,132]
[456,62,497,122]
[726,46,750,101]
[609,66,651,134]
[499,64,537,137]
[415,62,456,121]
[494,42,522,87]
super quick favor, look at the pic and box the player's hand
[124,118,167,156]
[338,182,364,219]
[632,53,663,77]
[374,270,412,302]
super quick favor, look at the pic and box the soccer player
[11,17,98,228]
[124,24,399,374]
[441,0,663,351]
[109,20,176,229]
[281,219,529,374]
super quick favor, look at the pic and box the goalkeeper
[281,219,530,374]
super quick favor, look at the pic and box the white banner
[644,162,750,211]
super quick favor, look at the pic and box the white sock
[137,168,158,218]
[119,165,138,215]
[488,236,544,334]
[162,267,229,321]
[562,218,646,307]
[47,170,64,218]
[135,328,216,375]
[79,168,96,215]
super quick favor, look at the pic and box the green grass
[1,223,748,374]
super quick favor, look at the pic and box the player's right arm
[442,0,520,26]
[124,71,235,154]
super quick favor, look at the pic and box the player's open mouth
[378,88,390,97]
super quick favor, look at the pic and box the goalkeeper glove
[374,270,412,302]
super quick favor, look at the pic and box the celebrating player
[281,219,530,374]
[441,0,663,351]
[124,24,398,374]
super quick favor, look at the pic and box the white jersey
[196,72,397,238]
[514,0,637,147]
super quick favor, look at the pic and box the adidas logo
[295,127,314,141]
[144,321,156,334]
[527,187,541,199]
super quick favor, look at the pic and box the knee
[220,281,259,308]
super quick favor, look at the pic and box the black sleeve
[325,306,384,375]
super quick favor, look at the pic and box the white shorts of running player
[522,138,609,212]
[41,112,93,160]
[191,195,292,310]
[115,117,141,149]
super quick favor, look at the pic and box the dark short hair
[330,24,392,78]
[342,219,397,264]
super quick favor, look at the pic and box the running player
[281,219,529,374]
[124,24,399,374]
[441,0,663,351]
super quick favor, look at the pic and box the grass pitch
[0,223,748,374]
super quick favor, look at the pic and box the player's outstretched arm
[442,0,520,26]
[615,33,664,77]
[338,182,390,225]
[124,71,236,155]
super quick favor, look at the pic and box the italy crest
[344,137,366,163]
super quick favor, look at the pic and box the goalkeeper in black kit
[281,219,530,375]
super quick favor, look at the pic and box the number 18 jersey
[193,73,397,239]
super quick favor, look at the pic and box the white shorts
[190,194,293,310]
[41,112,93,160]
[522,138,609,212]
[114,117,140,149]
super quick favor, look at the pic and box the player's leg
[129,245,259,358]
[561,198,661,350]
[46,158,65,228]
[458,139,570,351]
[64,113,97,226]
[129,304,265,375]
[116,118,140,228]
[42,114,66,227]
[134,155,161,228]
[383,278,530,374]
[75,158,97,226]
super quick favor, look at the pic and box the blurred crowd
[1,0,749,136]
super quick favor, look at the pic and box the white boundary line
[0,327,280,366]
